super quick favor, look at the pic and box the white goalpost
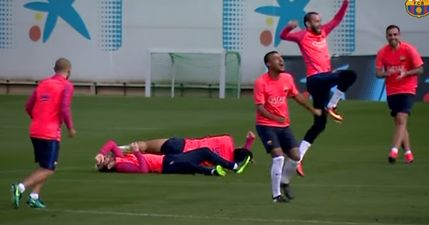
[146,48,240,99]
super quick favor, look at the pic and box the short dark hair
[264,51,279,65]
[386,24,400,34]
[304,12,318,27]
[96,164,116,173]
[54,57,71,73]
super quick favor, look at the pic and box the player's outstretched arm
[292,93,322,116]
[280,20,303,42]
[323,0,349,35]
[243,131,256,150]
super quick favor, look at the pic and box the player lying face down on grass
[109,131,256,165]
[95,140,251,176]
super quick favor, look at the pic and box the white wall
[0,0,428,84]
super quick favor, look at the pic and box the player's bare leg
[133,139,168,154]
[22,168,54,190]
[12,168,53,208]
[31,181,45,195]
[388,113,408,163]
[401,129,411,151]
[401,129,414,163]
[25,177,48,208]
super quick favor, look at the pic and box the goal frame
[145,48,227,98]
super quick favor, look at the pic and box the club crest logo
[405,0,429,18]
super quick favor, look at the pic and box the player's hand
[287,20,298,29]
[68,128,76,138]
[313,108,322,116]
[95,154,105,165]
[276,116,286,123]
[396,69,407,80]
[386,67,397,76]
[246,131,256,140]
[130,142,140,152]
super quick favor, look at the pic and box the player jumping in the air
[280,0,357,176]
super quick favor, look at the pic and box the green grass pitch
[0,95,428,225]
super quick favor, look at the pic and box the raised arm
[280,20,305,43]
[243,131,256,150]
[98,140,125,157]
[322,0,349,35]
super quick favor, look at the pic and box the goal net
[146,49,241,98]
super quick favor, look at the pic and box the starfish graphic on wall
[255,0,309,47]
[24,0,91,43]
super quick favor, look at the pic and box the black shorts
[307,72,340,109]
[162,154,193,174]
[31,137,60,170]
[160,137,185,154]
[255,125,297,154]
[387,94,414,117]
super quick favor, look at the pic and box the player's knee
[47,169,55,175]
[346,70,357,83]
[199,147,212,155]
[39,163,56,173]
[338,70,357,91]
[394,113,408,126]
[137,141,148,151]
[270,148,284,158]
[288,149,300,161]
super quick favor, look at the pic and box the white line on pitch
[41,209,429,225]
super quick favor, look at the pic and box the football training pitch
[0,95,428,225]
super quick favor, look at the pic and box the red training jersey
[280,0,349,77]
[99,140,164,173]
[142,154,164,173]
[183,135,235,164]
[254,72,299,127]
[26,74,74,141]
[375,41,423,96]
